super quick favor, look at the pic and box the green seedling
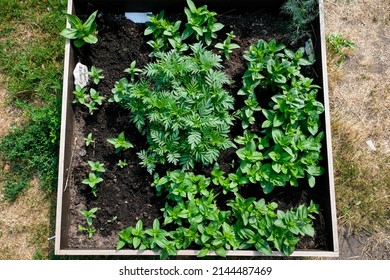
[78,225,96,238]
[107,132,134,153]
[60,11,99,48]
[124,61,142,82]
[84,133,94,147]
[78,207,98,238]
[88,160,105,173]
[215,32,240,59]
[80,207,98,226]
[72,85,88,104]
[89,88,104,105]
[73,86,104,115]
[82,172,103,197]
[107,216,118,224]
[88,66,104,84]
[117,159,128,169]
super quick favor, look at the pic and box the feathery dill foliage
[280,0,319,41]
[117,44,235,173]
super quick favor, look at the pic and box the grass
[0,0,65,201]
[0,0,66,259]
[324,0,390,239]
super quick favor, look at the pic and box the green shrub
[115,45,235,173]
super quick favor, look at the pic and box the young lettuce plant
[107,132,134,153]
[60,11,98,48]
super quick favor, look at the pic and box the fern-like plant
[280,0,319,41]
[113,44,235,173]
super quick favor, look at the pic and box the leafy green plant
[60,11,98,48]
[118,169,320,258]
[234,39,324,193]
[144,10,183,55]
[215,32,240,59]
[78,207,98,238]
[117,219,175,259]
[84,133,94,147]
[124,61,142,82]
[107,132,134,153]
[88,66,104,84]
[182,0,224,46]
[326,32,355,65]
[117,159,128,169]
[72,86,104,115]
[113,45,235,173]
[280,0,318,41]
[72,85,88,104]
[88,160,105,174]
[82,172,103,197]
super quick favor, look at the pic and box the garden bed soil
[66,9,329,252]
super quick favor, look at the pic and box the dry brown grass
[324,0,390,234]
[0,75,21,138]
[0,178,51,259]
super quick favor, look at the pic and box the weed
[326,32,355,65]
[124,61,142,82]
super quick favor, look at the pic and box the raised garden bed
[55,0,338,257]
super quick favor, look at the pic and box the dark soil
[66,9,329,252]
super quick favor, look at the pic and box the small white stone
[366,139,377,151]
[73,62,89,88]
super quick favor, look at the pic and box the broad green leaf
[116,240,126,250]
[212,23,224,32]
[83,34,98,44]
[187,0,197,12]
[215,247,227,257]
[60,28,78,39]
[83,11,98,31]
[74,39,85,48]
[197,248,209,258]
